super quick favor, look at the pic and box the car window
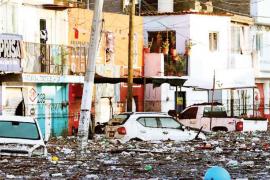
[203,106,227,117]
[137,117,158,128]
[0,121,40,140]
[179,107,198,119]
[159,117,182,129]
[109,113,130,125]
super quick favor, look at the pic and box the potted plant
[162,40,170,55]
[170,32,177,56]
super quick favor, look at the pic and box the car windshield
[109,114,130,125]
[0,121,40,140]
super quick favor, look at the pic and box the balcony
[164,54,188,76]
[23,42,87,76]
[147,30,188,76]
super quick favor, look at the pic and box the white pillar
[264,81,269,114]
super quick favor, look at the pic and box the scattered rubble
[1,130,270,179]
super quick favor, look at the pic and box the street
[1,130,270,179]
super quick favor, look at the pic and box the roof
[94,74,187,87]
[141,11,232,17]
[183,69,256,90]
[0,116,35,123]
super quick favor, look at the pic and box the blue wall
[37,84,68,137]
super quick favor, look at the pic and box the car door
[136,117,163,141]
[159,117,194,141]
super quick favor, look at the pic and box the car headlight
[31,145,47,157]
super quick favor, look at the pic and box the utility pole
[127,0,135,112]
[210,70,215,131]
[78,0,104,150]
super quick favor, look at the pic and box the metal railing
[23,42,87,75]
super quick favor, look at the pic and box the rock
[85,174,99,180]
[121,151,130,156]
[214,147,223,153]
[51,173,63,177]
[226,160,239,167]
[40,172,50,178]
[62,148,72,154]
[252,137,260,142]
[239,144,247,149]
[6,175,16,179]
[1,159,8,163]
[241,161,254,167]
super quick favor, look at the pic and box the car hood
[0,137,46,157]
[0,137,45,145]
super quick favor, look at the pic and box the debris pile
[1,131,270,179]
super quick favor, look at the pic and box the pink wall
[144,53,163,77]
[144,53,164,111]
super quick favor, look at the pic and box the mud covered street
[1,131,270,179]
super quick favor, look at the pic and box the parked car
[105,112,206,143]
[178,103,268,132]
[0,116,47,157]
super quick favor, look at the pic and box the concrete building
[142,1,255,116]
[250,0,270,118]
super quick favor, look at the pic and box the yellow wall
[67,8,144,68]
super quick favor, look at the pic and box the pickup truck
[177,103,268,132]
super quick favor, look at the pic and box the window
[179,107,198,119]
[231,26,240,53]
[203,106,227,118]
[256,33,263,52]
[209,32,218,52]
[137,117,158,128]
[159,117,182,129]
[109,113,131,125]
[0,121,40,140]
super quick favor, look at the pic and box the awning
[183,69,256,90]
[94,74,187,87]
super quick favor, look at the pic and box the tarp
[183,69,256,90]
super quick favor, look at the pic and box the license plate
[109,131,114,137]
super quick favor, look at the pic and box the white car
[105,112,206,143]
[0,116,47,157]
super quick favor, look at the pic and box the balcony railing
[23,42,87,75]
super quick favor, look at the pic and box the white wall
[251,27,270,78]
[144,14,230,80]
[189,15,230,80]
[260,31,270,74]
[250,0,270,25]
[144,14,231,108]
[0,1,68,45]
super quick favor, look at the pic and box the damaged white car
[0,116,47,157]
[105,112,206,143]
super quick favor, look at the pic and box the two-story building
[0,0,145,137]
[142,0,256,116]
[250,0,270,118]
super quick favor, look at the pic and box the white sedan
[105,112,206,143]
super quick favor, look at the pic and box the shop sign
[0,34,22,72]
